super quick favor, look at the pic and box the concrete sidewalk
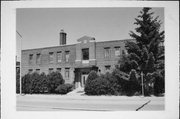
[17,94,164,111]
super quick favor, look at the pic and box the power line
[16,30,22,38]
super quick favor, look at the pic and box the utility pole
[141,72,144,97]
[16,31,22,95]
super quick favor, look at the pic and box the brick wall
[21,39,130,84]
[96,40,127,74]
[21,45,76,84]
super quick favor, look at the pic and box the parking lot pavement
[16,94,164,111]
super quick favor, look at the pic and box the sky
[16,7,164,60]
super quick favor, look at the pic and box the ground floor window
[35,69,40,74]
[105,65,111,72]
[28,69,33,74]
[57,68,61,73]
[49,68,53,74]
[65,68,70,79]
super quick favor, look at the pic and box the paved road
[16,95,164,111]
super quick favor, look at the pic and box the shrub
[47,71,65,93]
[55,84,73,94]
[143,71,164,96]
[16,69,20,94]
[111,69,130,95]
[21,72,49,94]
[84,70,99,94]
[85,77,110,95]
[153,72,164,96]
[39,72,48,93]
[85,71,119,95]
[30,72,42,93]
[123,69,141,96]
[22,73,32,94]
[102,72,119,95]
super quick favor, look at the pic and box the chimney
[59,29,66,45]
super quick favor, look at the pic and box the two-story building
[21,30,130,88]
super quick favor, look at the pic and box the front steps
[67,87,85,96]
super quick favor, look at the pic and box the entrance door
[81,74,88,87]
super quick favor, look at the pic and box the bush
[84,70,99,94]
[124,69,141,96]
[85,77,110,95]
[39,72,48,93]
[144,71,164,96]
[47,71,65,93]
[153,72,164,96]
[85,71,119,95]
[111,69,130,95]
[21,72,48,94]
[16,69,20,94]
[102,72,119,95]
[55,84,73,94]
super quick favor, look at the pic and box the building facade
[21,30,130,88]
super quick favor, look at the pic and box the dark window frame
[49,52,54,63]
[29,54,33,64]
[65,51,70,62]
[82,48,89,60]
[36,53,41,64]
[104,47,110,58]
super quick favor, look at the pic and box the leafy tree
[47,71,64,93]
[22,73,32,94]
[16,68,20,94]
[39,72,48,93]
[117,7,164,96]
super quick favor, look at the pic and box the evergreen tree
[118,7,164,96]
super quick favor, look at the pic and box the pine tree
[118,7,164,95]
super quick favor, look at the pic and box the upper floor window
[104,47,110,58]
[49,52,54,63]
[65,68,70,79]
[115,47,121,57]
[29,54,33,64]
[65,51,70,62]
[36,69,40,74]
[57,51,62,63]
[82,48,89,60]
[36,53,41,64]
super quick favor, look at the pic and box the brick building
[21,30,130,88]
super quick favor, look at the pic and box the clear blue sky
[16,7,164,50]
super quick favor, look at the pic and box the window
[57,68,61,73]
[49,52,54,63]
[29,54,33,64]
[36,53,41,64]
[36,69,40,74]
[115,47,121,57]
[65,51,70,62]
[82,48,89,60]
[28,69,33,74]
[57,51,62,63]
[104,47,110,58]
[49,68,53,74]
[65,68,70,79]
[122,50,128,55]
[105,65,111,72]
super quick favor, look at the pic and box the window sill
[82,60,89,64]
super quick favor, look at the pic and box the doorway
[81,74,88,87]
